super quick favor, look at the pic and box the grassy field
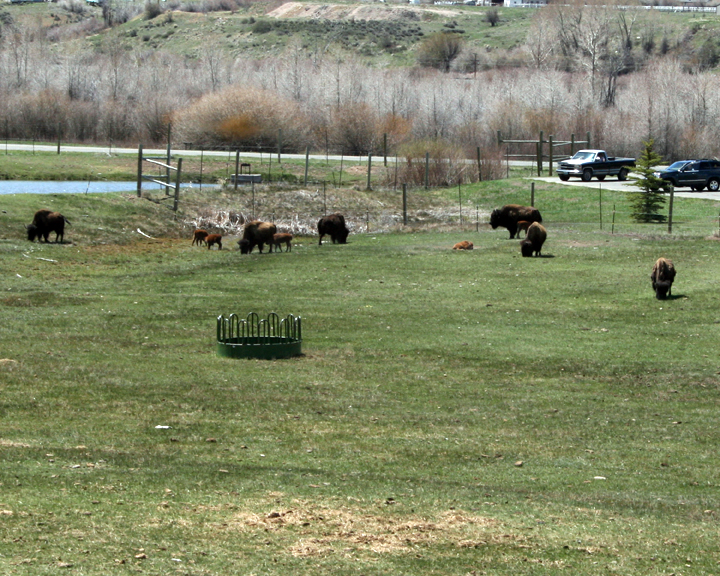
[1,179,720,574]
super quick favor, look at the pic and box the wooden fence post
[425,152,429,190]
[402,184,407,225]
[137,143,143,198]
[304,146,310,186]
[383,133,387,167]
[366,153,372,191]
[531,182,535,207]
[537,130,544,176]
[173,157,182,212]
[549,135,554,176]
[477,146,482,182]
[234,150,240,192]
[668,186,674,234]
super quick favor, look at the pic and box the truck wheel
[707,178,720,192]
[618,168,628,181]
[582,169,593,182]
[559,174,570,182]
[596,175,606,181]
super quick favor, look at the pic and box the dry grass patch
[217,499,505,558]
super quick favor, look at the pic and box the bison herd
[24,205,676,299]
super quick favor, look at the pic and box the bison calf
[516,220,531,238]
[651,257,676,299]
[192,229,209,246]
[452,240,474,250]
[520,222,547,257]
[271,233,293,253]
[205,234,222,250]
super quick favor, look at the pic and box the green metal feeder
[217,312,302,359]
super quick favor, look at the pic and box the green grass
[1,183,720,574]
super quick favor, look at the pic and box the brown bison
[520,222,547,257]
[317,213,349,245]
[26,209,70,243]
[490,205,542,239]
[452,240,474,250]
[516,220,531,238]
[192,229,209,246]
[271,233,293,253]
[651,257,676,299]
[239,220,277,254]
[205,234,222,250]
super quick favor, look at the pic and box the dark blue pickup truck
[557,150,636,182]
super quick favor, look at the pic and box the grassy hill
[5,0,720,70]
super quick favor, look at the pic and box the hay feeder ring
[217,312,302,359]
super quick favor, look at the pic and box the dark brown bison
[239,220,277,254]
[271,233,293,253]
[520,222,547,257]
[651,257,676,299]
[490,205,542,239]
[317,213,349,245]
[192,229,209,246]
[452,240,474,250]
[205,234,222,250]
[26,209,70,243]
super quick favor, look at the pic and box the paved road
[531,176,720,201]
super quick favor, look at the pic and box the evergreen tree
[628,139,668,223]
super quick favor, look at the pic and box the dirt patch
[222,502,507,557]
[267,2,461,21]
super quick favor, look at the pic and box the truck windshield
[668,161,690,170]
[572,152,595,160]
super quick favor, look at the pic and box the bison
[516,220,531,238]
[192,229,209,246]
[651,257,676,300]
[317,213,349,245]
[271,233,293,253]
[205,234,222,250]
[490,205,542,239]
[239,220,277,254]
[520,222,547,257]
[452,240,474,250]
[26,209,70,243]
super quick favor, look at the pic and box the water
[0,181,181,195]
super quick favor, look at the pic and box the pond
[0,181,205,195]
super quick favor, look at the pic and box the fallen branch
[136,229,155,239]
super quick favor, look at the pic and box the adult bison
[651,257,676,299]
[239,220,277,254]
[26,209,70,243]
[490,205,542,239]
[520,222,547,257]
[317,213,349,245]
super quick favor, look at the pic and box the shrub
[416,32,464,72]
[395,139,472,187]
[173,85,309,151]
[144,1,164,20]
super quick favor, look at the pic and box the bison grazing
[520,222,547,257]
[452,240,474,250]
[271,233,293,253]
[651,257,676,299]
[205,234,222,250]
[317,213,349,245]
[192,229,209,246]
[26,209,70,243]
[239,220,277,254]
[490,205,542,239]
